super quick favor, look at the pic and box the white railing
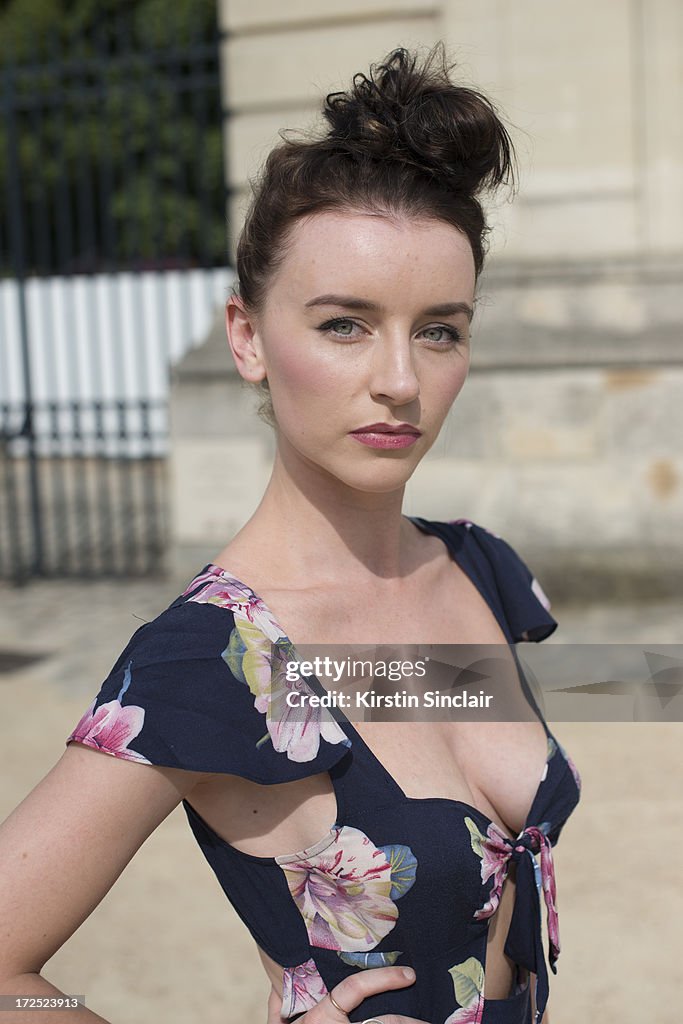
[0,267,235,456]
[1,267,234,403]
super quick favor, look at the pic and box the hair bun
[323,45,514,197]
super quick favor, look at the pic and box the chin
[326,460,421,494]
[289,435,430,489]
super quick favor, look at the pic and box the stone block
[440,1,505,90]
[495,194,639,260]
[223,18,438,110]
[171,375,272,442]
[639,0,683,252]
[228,106,321,187]
[227,189,253,259]
[406,431,683,600]
[471,255,683,369]
[500,0,633,188]
[597,367,683,458]
[495,370,601,461]
[428,376,506,459]
[170,437,272,546]
[220,0,437,32]
[404,456,495,523]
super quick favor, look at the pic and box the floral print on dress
[67,661,151,764]
[545,735,582,792]
[536,829,561,968]
[185,568,350,763]
[466,817,561,970]
[62,521,579,1024]
[276,825,416,953]
[338,950,403,969]
[281,958,329,1018]
[444,956,485,1024]
[183,568,286,643]
[558,740,582,792]
[464,817,512,921]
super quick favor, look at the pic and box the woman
[0,46,580,1024]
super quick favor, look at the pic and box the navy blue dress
[66,518,581,1024]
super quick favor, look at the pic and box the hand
[266,966,430,1024]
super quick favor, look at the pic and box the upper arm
[0,741,206,979]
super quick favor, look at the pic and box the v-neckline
[195,517,552,839]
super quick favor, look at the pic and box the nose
[368,331,420,407]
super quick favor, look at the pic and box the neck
[229,446,422,588]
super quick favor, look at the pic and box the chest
[187,557,548,857]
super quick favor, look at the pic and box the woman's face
[243,210,475,494]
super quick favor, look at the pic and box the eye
[317,318,364,340]
[420,324,463,346]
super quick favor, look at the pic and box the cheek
[431,358,470,411]
[265,337,346,411]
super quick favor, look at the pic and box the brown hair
[234,44,516,425]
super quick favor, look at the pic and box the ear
[225,295,267,382]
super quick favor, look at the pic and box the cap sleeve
[65,600,352,782]
[457,520,558,643]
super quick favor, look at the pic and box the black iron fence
[0,3,228,583]
[0,398,167,580]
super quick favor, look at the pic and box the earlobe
[225,296,268,383]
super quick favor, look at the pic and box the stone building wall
[170,1,682,597]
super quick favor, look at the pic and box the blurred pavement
[0,576,681,1024]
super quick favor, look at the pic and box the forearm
[0,973,111,1023]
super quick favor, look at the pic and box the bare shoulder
[0,742,212,979]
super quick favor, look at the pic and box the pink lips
[350,422,422,449]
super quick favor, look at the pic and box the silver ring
[328,993,349,1015]
[361,1019,384,1024]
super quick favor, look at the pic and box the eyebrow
[304,294,474,323]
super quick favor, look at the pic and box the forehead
[269,210,476,303]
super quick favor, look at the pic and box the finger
[325,966,417,1017]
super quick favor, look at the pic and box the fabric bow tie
[477,823,560,1023]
